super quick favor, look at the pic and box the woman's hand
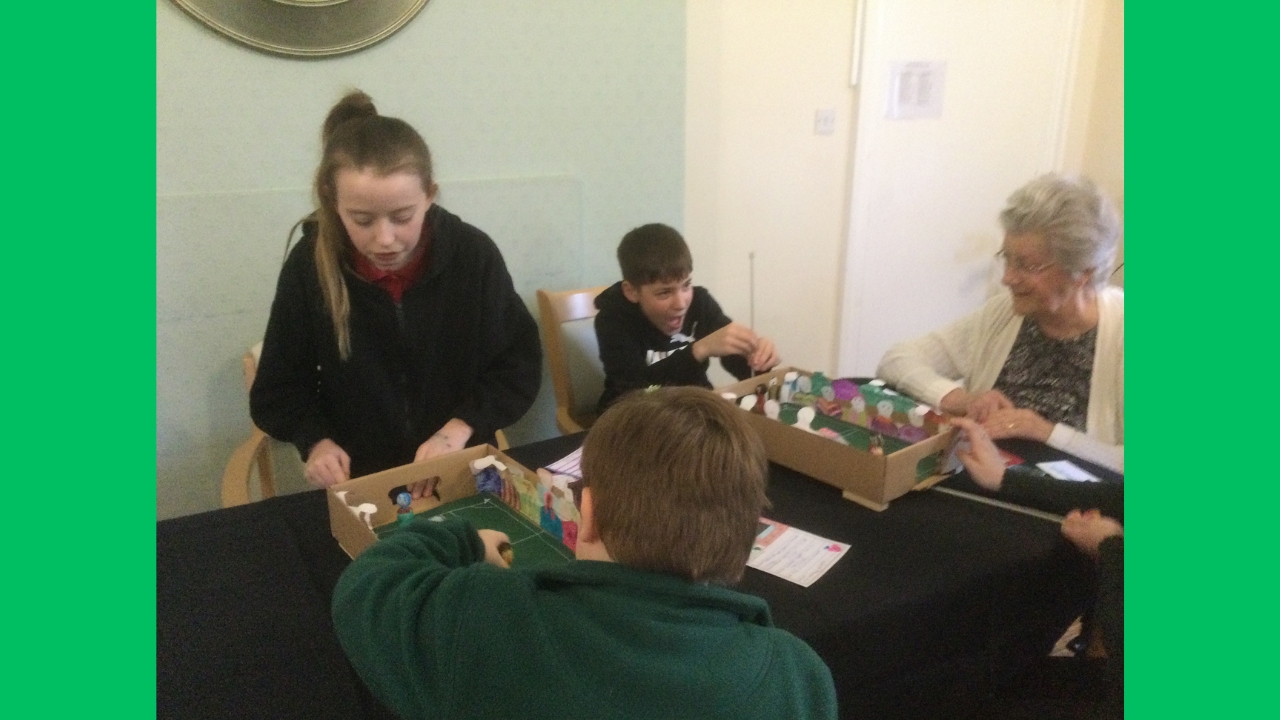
[476,529,512,568]
[983,407,1054,443]
[414,418,474,462]
[939,388,1014,420]
[1060,509,1123,558]
[950,418,1007,491]
[305,438,351,488]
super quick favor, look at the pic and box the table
[157,435,1118,720]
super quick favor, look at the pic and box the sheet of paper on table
[747,518,849,588]
[1036,460,1100,482]
[546,447,582,479]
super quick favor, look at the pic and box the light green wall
[156,0,685,519]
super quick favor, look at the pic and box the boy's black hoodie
[594,281,753,413]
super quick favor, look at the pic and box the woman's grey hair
[999,173,1120,288]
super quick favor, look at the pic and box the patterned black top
[994,320,1096,431]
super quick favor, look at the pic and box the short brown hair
[580,386,769,584]
[616,223,693,286]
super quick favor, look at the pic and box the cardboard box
[328,444,543,560]
[719,368,956,511]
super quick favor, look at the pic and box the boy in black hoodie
[594,223,780,412]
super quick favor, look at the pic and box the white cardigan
[877,287,1124,473]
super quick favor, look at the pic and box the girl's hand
[414,418,474,462]
[305,438,351,487]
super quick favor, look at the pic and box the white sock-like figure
[764,399,781,420]
[356,502,378,531]
[793,406,817,433]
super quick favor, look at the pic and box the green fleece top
[332,517,837,720]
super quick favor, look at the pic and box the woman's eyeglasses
[995,249,1055,275]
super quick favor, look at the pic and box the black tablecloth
[157,435,1112,720]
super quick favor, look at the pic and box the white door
[837,0,1085,375]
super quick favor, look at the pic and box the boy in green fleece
[332,386,837,720]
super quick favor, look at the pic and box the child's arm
[331,517,505,719]
[250,242,333,462]
[690,291,771,380]
[445,236,543,442]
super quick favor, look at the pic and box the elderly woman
[877,173,1123,472]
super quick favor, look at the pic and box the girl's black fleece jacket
[250,205,542,478]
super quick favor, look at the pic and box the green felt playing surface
[376,493,575,569]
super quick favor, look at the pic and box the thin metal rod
[932,486,1064,524]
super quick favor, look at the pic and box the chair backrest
[222,341,275,508]
[536,286,608,434]
[245,341,263,389]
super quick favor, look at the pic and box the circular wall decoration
[170,0,430,58]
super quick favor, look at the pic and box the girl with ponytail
[251,90,542,487]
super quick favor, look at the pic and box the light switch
[814,108,836,135]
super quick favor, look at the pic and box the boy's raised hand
[692,322,759,362]
[748,336,780,372]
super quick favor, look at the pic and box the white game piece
[782,371,799,402]
[876,400,894,417]
[720,392,738,402]
[796,375,812,394]
[868,379,886,386]
[763,398,780,417]
[909,405,928,427]
[739,395,757,412]
[470,456,507,473]
[793,406,816,432]
[356,502,378,530]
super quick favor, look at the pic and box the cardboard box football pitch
[328,444,575,563]
[718,368,956,511]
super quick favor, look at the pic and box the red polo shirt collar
[351,227,432,303]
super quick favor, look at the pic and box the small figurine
[868,434,885,457]
[395,492,414,525]
[752,384,768,415]
[809,372,832,400]
[470,456,508,495]
[831,378,859,402]
[869,400,899,436]
[792,406,817,433]
[796,374,812,394]
[767,377,781,402]
[497,540,514,566]
[781,371,799,402]
[815,397,843,417]
[764,399,781,420]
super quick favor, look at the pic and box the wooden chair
[536,286,608,434]
[221,342,276,507]
[221,343,509,508]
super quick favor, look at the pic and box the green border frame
[3,6,155,718]
[1129,3,1274,717]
